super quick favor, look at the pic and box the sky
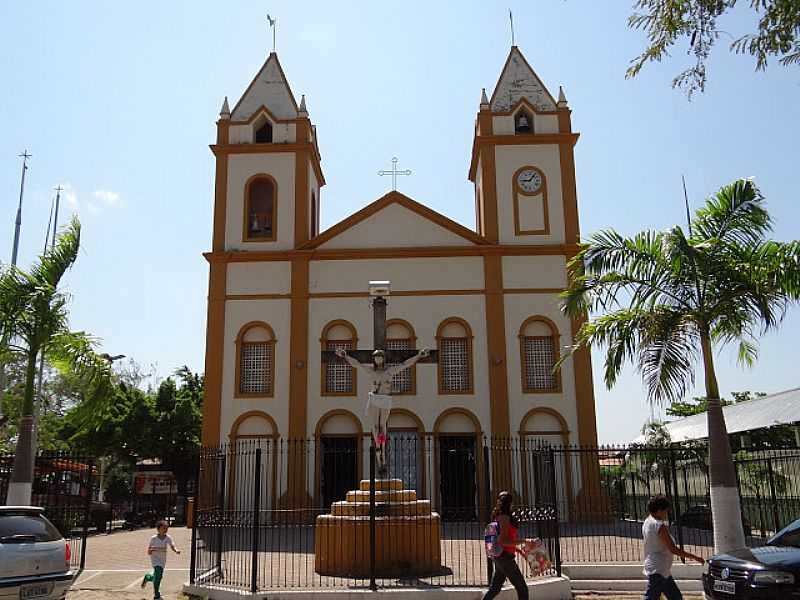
[0,1,798,444]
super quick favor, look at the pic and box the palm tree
[561,178,800,553]
[0,216,112,505]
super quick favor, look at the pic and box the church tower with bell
[201,43,597,510]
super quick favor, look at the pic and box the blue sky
[1,1,798,443]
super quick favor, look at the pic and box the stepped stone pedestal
[315,478,442,578]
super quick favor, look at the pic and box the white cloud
[92,189,120,206]
[57,182,78,208]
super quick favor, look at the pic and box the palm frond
[692,179,770,246]
[30,216,81,288]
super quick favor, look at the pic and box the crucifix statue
[321,281,437,479]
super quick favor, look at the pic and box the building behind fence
[189,436,800,593]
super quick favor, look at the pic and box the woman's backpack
[484,521,504,559]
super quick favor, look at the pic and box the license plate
[712,579,736,595]
[19,582,54,599]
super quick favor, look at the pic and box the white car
[0,507,73,600]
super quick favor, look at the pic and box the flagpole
[11,150,32,267]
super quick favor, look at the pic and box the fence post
[251,447,262,594]
[766,457,780,533]
[369,443,377,591]
[483,442,493,584]
[669,449,685,561]
[80,457,94,571]
[189,452,199,585]
[215,452,226,575]
[547,446,562,577]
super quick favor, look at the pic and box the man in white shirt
[642,495,704,600]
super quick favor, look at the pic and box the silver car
[0,507,73,600]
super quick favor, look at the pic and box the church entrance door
[320,436,358,509]
[438,435,477,521]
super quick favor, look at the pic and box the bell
[517,114,530,130]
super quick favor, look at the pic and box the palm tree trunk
[6,347,38,506]
[701,331,745,552]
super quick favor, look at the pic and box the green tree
[0,217,112,504]
[627,0,800,96]
[666,391,765,417]
[561,178,800,552]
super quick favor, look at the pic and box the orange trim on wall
[200,261,227,446]
[319,319,359,397]
[294,146,310,247]
[204,244,580,264]
[571,316,598,446]
[233,321,277,399]
[468,133,580,182]
[483,254,511,436]
[512,165,550,236]
[287,258,310,439]
[560,140,580,246]
[242,173,279,243]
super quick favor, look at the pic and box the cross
[320,281,437,480]
[377,157,412,191]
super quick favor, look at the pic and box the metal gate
[1,452,96,571]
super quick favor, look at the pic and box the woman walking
[483,491,528,600]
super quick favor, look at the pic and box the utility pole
[11,150,32,267]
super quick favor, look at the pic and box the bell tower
[469,46,579,246]
[211,52,325,254]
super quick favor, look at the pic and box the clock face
[516,169,543,194]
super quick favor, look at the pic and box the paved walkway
[69,527,190,600]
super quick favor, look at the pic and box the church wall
[219,298,292,441]
[502,255,568,290]
[227,261,291,295]
[494,144,565,245]
[306,294,491,435]
[226,153,296,251]
[309,257,485,294]
[502,292,578,444]
[316,203,471,249]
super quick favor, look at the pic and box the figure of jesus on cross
[322,281,437,479]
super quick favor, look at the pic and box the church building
[200,44,598,509]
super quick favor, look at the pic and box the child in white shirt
[141,520,180,600]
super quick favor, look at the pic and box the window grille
[325,340,354,394]
[239,342,273,395]
[439,337,471,393]
[386,338,413,394]
[523,336,557,391]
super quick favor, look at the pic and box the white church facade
[200,45,598,507]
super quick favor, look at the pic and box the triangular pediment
[230,53,299,122]
[490,46,557,113]
[302,192,490,250]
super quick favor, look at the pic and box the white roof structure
[230,52,299,121]
[632,387,800,443]
[489,46,557,112]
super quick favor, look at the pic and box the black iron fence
[190,436,561,592]
[553,444,800,563]
[0,451,97,571]
[188,437,800,593]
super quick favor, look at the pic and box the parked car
[0,507,73,600]
[680,504,751,533]
[702,517,800,599]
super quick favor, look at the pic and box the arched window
[321,320,358,396]
[519,317,560,393]
[244,175,277,241]
[235,322,276,397]
[514,108,533,134]
[386,319,416,395]
[436,318,473,394]
[255,120,273,143]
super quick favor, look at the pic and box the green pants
[144,565,164,598]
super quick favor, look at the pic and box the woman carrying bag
[483,491,529,600]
